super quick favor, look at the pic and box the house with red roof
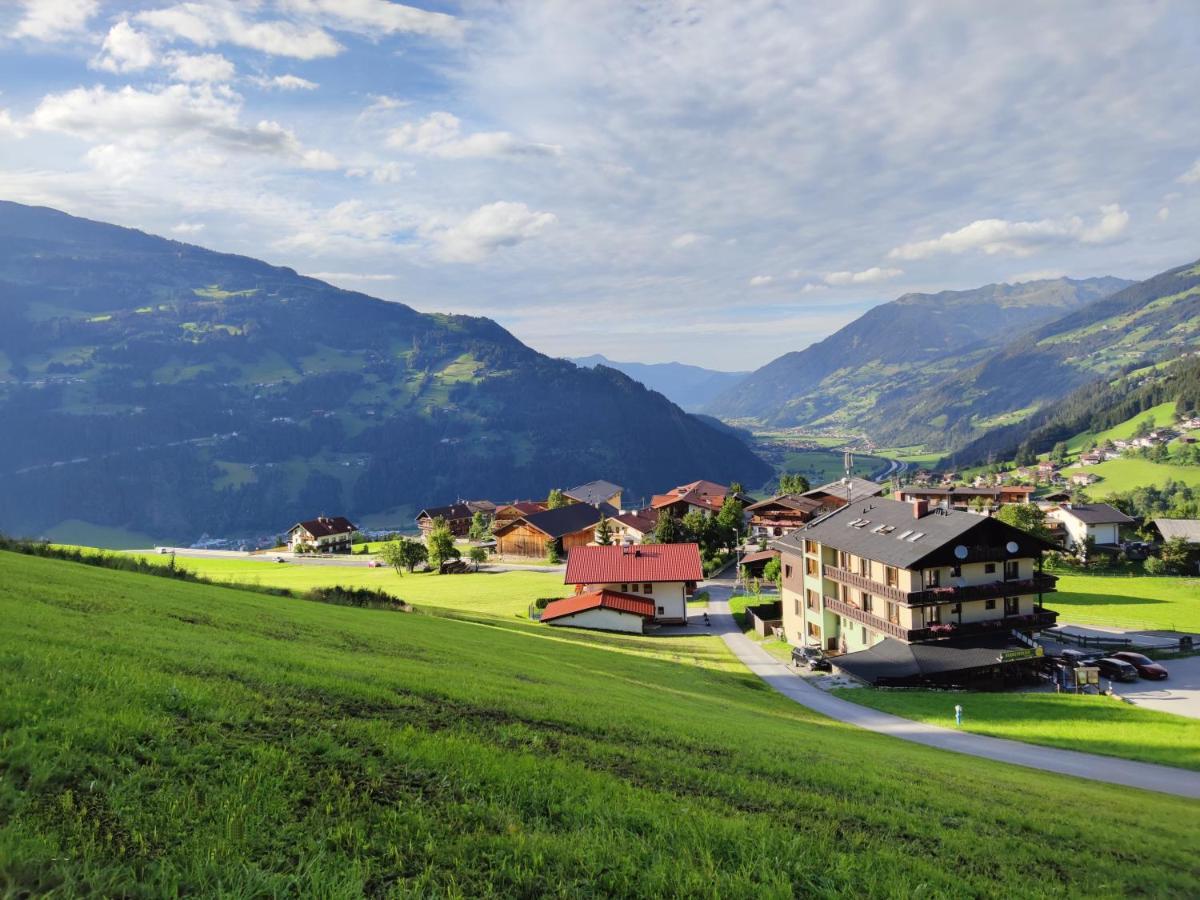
[650,480,753,519]
[543,543,704,631]
[286,516,357,553]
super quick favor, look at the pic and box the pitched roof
[564,543,703,584]
[291,515,356,537]
[898,485,1035,497]
[564,480,624,506]
[802,478,884,502]
[834,634,1032,683]
[494,501,547,517]
[745,494,824,514]
[1055,503,1135,525]
[416,501,493,522]
[775,497,1051,569]
[1152,518,1200,543]
[613,509,659,534]
[739,548,780,566]
[541,589,656,623]
[498,503,611,539]
[651,479,750,512]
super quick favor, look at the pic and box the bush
[1144,556,1168,576]
[304,585,410,611]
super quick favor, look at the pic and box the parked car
[274,556,286,563]
[1111,651,1169,680]
[792,646,831,672]
[1056,648,1095,667]
[1093,657,1140,683]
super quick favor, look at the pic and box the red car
[1111,651,1169,680]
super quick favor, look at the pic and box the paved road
[703,584,1200,799]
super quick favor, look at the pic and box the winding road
[703,584,1200,799]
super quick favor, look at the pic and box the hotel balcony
[823,566,1057,607]
[824,594,1059,645]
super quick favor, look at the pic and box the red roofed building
[650,480,754,518]
[541,589,657,634]
[563,543,703,624]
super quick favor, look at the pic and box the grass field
[39,520,157,550]
[1075,456,1200,495]
[1051,572,1200,632]
[130,555,570,620]
[1065,401,1178,454]
[2,550,1199,895]
[831,689,1200,771]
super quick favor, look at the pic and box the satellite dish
[1006,541,1019,554]
[953,545,968,560]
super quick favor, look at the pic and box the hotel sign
[998,646,1043,663]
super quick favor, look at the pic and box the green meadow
[1050,572,1200,632]
[2,550,1199,896]
[833,689,1200,771]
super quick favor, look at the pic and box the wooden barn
[493,504,608,558]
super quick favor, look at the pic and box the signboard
[999,646,1044,663]
[1075,666,1099,687]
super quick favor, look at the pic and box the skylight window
[897,530,913,540]
[906,532,925,542]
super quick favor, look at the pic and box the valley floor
[3,550,1199,896]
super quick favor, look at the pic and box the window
[805,557,818,576]
[805,539,818,554]
[1004,560,1019,581]
[838,551,851,569]
[784,564,793,578]
[806,590,819,610]
[643,583,653,594]
[925,569,941,588]
[951,604,961,615]
[985,598,996,610]
[861,626,868,644]
[951,564,961,577]
[886,601,898,625]
[928,605,941,625]
[794,598,801,615]
[1005,596,1019,616]
[861,592,873,613]
[807,622,821,639]
[984,563,996,574]
[657,606,664,615]
[885,566,898,588]
[858,557,870,577]
[629,584,638,592]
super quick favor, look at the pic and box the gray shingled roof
[1056,503,1135,525]
[564,480,624,506]
[802,477,884,502]
[774,497,1045,569]
[1152,518,1200,543]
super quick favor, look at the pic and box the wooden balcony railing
[823,566,911,604]
[911,574,1058,606]
[907,608,1059,642]
[824,595,914,641]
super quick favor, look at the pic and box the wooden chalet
[415,500,497,537]
[746,494,824,538]
[493,504,610,558]
[651,480,755,519]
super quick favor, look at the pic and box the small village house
[745,494,824,538]
[415,501,497,537]
[287,516,357,554]
[492,501,547,530]
[894,485,1034,510]
[1047,502,1134,552]
[493,504,609,558]
[776,497,1058,687]
[541,542,704,631]
[1150,518,1200,547]
[801,477,884,510]
[651,479,754,519]
[604,509,659,544]
[563,480,624,510]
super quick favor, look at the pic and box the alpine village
[2,3,1200,897]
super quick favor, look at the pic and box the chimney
[912,499,929,519]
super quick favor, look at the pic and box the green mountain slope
[3,550,1197,895]
[570,354,748,411]
[705,277,1129,429]
[888,259,1200,449]
[0,202,770,541]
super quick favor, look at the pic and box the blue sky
[2,1,1199,368]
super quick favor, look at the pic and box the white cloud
[0,109,24,138]
[171,221,205,234]
[346,161,412,183]
[824,266,903,286]
[1008,268,1067,283]
[135,3,342,60]
[670,232,704,249]
[27,83,336,169]
[253,74,318,91]
[167,52,236,83]
[748,275,774,287]
[1157,206,1171,221]
[10,0,97,41]
[279,0,463,41]
[387,111,560,159]
[888,205,1130,260]
[425,201,557,262]
[92,20,157,73]
[309,271,398,282]
[1179,159,1200,184]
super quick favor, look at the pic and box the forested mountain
[0,202,770,541]
[570,354,747,412]
[705,277,1129,431]
[883,258,1200,449]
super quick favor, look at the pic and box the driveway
[702,582,1200,800]
[1109,654,1200,719]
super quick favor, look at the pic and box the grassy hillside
[1065,401,1179,453]
[3,551,1198,895]
[1074,457,1200,496]
[1052,572,1200,632]
[832,689,1200,770]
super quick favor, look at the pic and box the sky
[1,1,1199,370]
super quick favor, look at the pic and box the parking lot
[1107,654,1200,719]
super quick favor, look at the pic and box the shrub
[1144,556,1168,576]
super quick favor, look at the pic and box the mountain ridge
[569,354,747,411]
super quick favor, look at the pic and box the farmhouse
[604,508,659,544]
[287,516,357,554]
[492,501,547,530]
[801,477,884,510]
[415,500,496,537]
[776,497,1058,687]
[493,504,608,558]
[745,494,824,538]
[564,480,624,509]
[651,480,753,518]
[558,542,703,626]
[1150,518,1200,546]
[1047,502,1134,551]
[539,590,657,634]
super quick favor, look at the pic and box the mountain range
[706,277,1132,441]
[0,202,771,542]
[569,354,747,412]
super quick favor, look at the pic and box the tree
[715,495,745,550]
[654,512,684,544]
[468,511,491,541]
[376,540,408,576]
[763,556,781,587]
[994,503,1053,541]
[546,488,567,509]
[1050,441,1068,463]
[778,473,810,495]
[1144,555,1168,576]
[544,538,562,564]
[681,508,711,548]
[1160,536,1194,575]
[595,513,614,546]
[425,517,458,573]
[467,545,488,571]
[729,482,744,496]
